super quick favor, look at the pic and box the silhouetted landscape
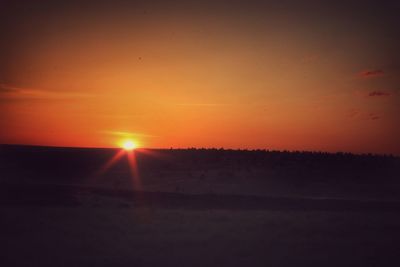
[1,1,400,265]
[1,145,400,266]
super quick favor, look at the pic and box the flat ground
[1,145,400,266]
[2,205,400,267]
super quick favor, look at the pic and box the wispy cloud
[368,90,391,97]
[367,113,380,120]
[353,89,394,98]
[0,84,93,100]
[176,103,226,107]
[0,85,18,93]
[347,108,360,119]
[346,109,381,120]
[357,69,384,78]
[100,130,158,138]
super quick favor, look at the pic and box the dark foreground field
[1,145,400,266]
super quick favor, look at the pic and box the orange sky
[1,0,399,154]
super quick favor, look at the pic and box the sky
[1,0,399,154]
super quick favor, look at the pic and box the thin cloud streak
[176,103,227,107]
[101,130,158,138]
[346,109,381,121]
[0,84,93,99]
[368,91,391,97]
[357,70,385,78]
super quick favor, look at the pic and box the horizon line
[1,143,398,157]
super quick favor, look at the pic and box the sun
[121,140,137,151]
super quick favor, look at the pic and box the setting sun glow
[121,140,137,151]
[0,1,399,155]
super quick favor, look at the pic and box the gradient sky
[1,0,399,154]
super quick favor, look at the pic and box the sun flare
[121,140,137,151]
